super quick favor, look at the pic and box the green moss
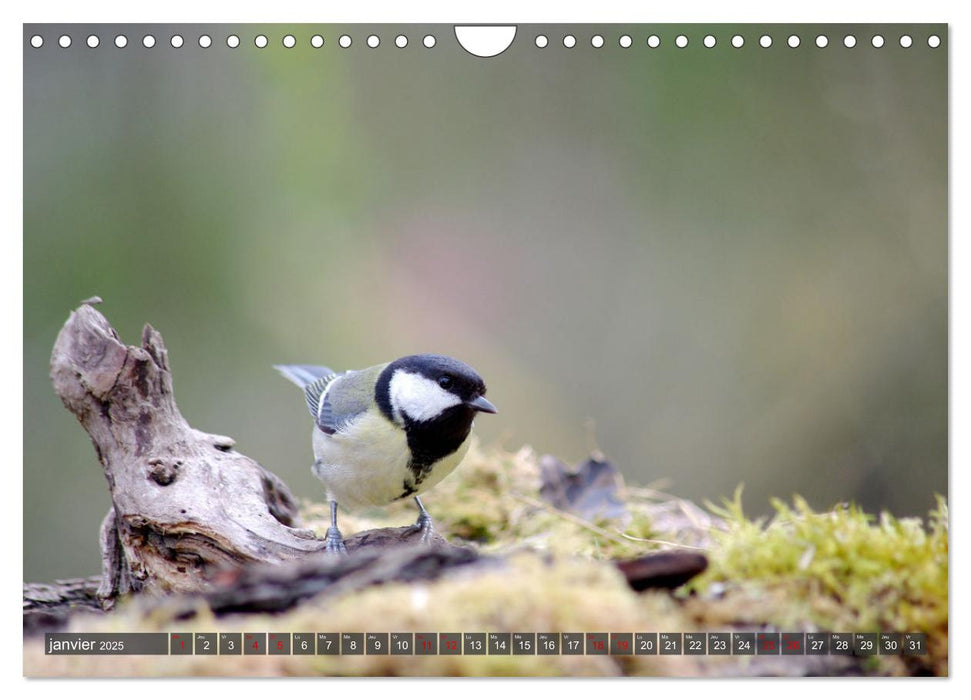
[687,487,948,675]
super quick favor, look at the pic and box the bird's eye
[438,375,454,389]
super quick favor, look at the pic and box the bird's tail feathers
[274,364,336,389]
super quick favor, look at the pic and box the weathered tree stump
[49,299,328,606]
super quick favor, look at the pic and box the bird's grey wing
[317,364,387,435]
[274,364,338,419]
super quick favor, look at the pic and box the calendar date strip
[46,631,927,656]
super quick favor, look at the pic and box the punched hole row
[28,32,943,51]
[28,33,436,49]
[546,33,941,49]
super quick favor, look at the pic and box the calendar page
[22,18,948,678]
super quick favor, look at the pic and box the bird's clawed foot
[411,511,438,543]
[410,496,440,545]
[323,526,347,555]
[324,499,347,555]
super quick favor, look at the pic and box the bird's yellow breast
[310,408,471,508]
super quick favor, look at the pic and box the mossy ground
[685,488,948,676]
[24,443,947,677]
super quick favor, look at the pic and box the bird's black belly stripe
[404,404,474,481]
[397,480,417,500]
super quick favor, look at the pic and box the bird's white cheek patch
[390,370,462,423]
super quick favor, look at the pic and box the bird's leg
[324,499,347,554]
[411,496,437,543]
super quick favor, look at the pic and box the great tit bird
[275,354,497,553]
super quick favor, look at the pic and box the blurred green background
[23,24,947,581]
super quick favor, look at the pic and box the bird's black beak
[467,395,497,414]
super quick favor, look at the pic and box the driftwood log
[23,577,104,635]
[49,299,332,606]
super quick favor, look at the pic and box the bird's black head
[376,354,496,426]
[375,354,495,473]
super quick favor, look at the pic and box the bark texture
[49,300,327,607]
